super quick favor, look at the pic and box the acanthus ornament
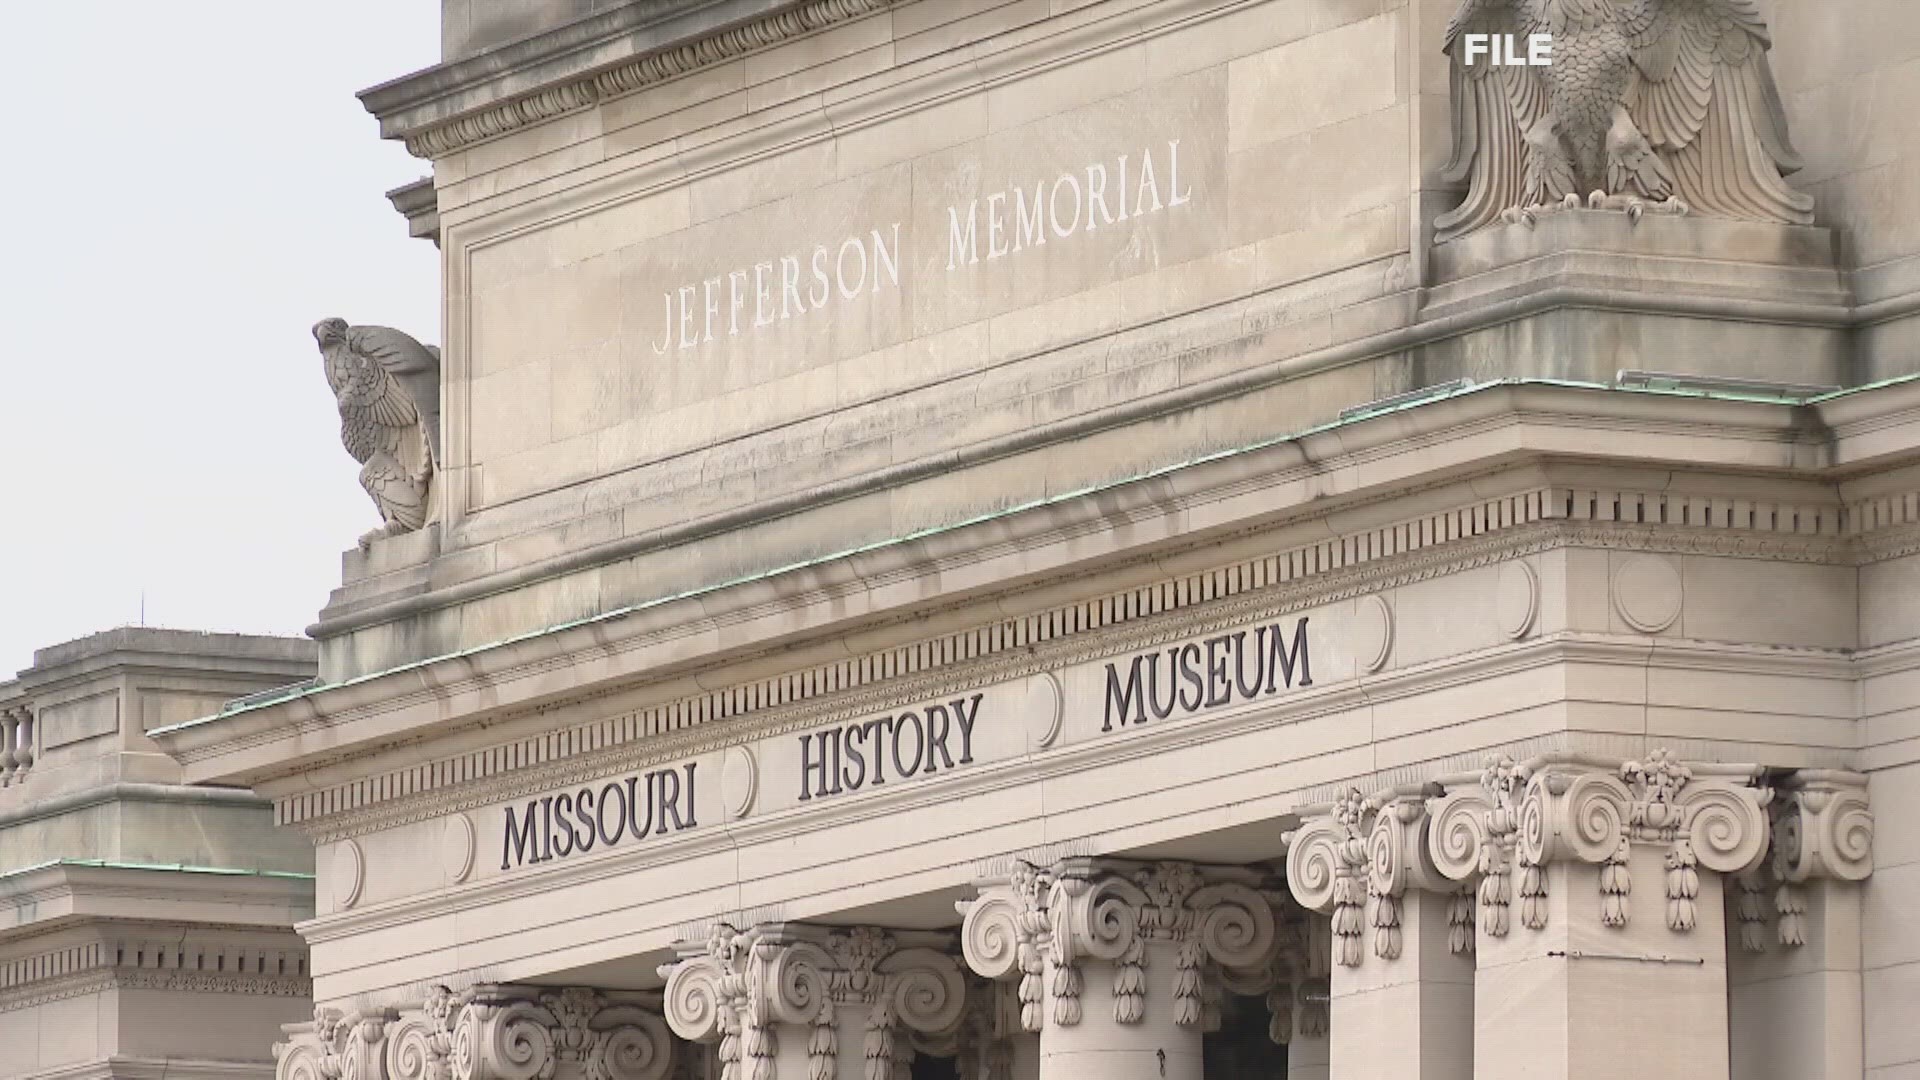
[1770,770,1873,947]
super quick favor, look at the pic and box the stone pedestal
[1417,752,1774,1080]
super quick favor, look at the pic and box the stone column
[0,709,17,784]
[1284,784,1473,1080]
[1426,751,1774,1080]
[1728,770,1873,1080]
[959,858,1275,1080]
[10,706,32,776]
[660,923,965,1080]
[274,984,681,1080]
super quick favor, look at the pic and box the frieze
[279,477,1910,844]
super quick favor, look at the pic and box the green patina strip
[0,858,314,881]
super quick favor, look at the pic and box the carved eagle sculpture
[312,318,443,549]
[1436,0,1814,241]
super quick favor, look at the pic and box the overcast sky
[0,3,442,677]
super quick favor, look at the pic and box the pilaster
[1284,785,1473,1080]
[1423,751,1775,1080]
[1729,771,1873,1080]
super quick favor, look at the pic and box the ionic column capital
[455,985,676,1080]
[961,859,1275,1032]
[1421,750,1774,940]
[957,862,1055,1034]
[1750,769,1875,950]
[275,1006,400,1080]
[1772,769,1873,885]
[659,923,963,1080]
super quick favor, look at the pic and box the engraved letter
[1086,162,1115,231]
[1104,656,1146,732]
[754,261,776,328]
[872,224,901,293]
[986,192,1009,259]
[651,291,674,355]
[503,801,540,870]
[810,245,832,310]
[948,202,981,269]
[728,269,749,335]
[1265,617,1313,692]
[1014,181,1047,251]
[1168,139,1192,207]
[836,237,867,300]
[781,255,803,319]
[952,694,982,764]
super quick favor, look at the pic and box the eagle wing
[345,324,443,468]
[329,349,415,463]
[1435,0,1551,241]
[1618,0,1813,223]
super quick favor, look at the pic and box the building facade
[152,1,1920,1078]
[0,630,318,1080]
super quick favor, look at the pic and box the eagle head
[312,317,349,349]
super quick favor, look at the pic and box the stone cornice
[0,926,310,1014]
[152,385,1920,815]
[0,861,315,937]
[359,0,897,159]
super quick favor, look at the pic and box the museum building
[14,0,1917,1078]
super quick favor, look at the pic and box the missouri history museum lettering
[497,612,1312,872]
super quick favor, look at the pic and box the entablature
[153,382,1920,850]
